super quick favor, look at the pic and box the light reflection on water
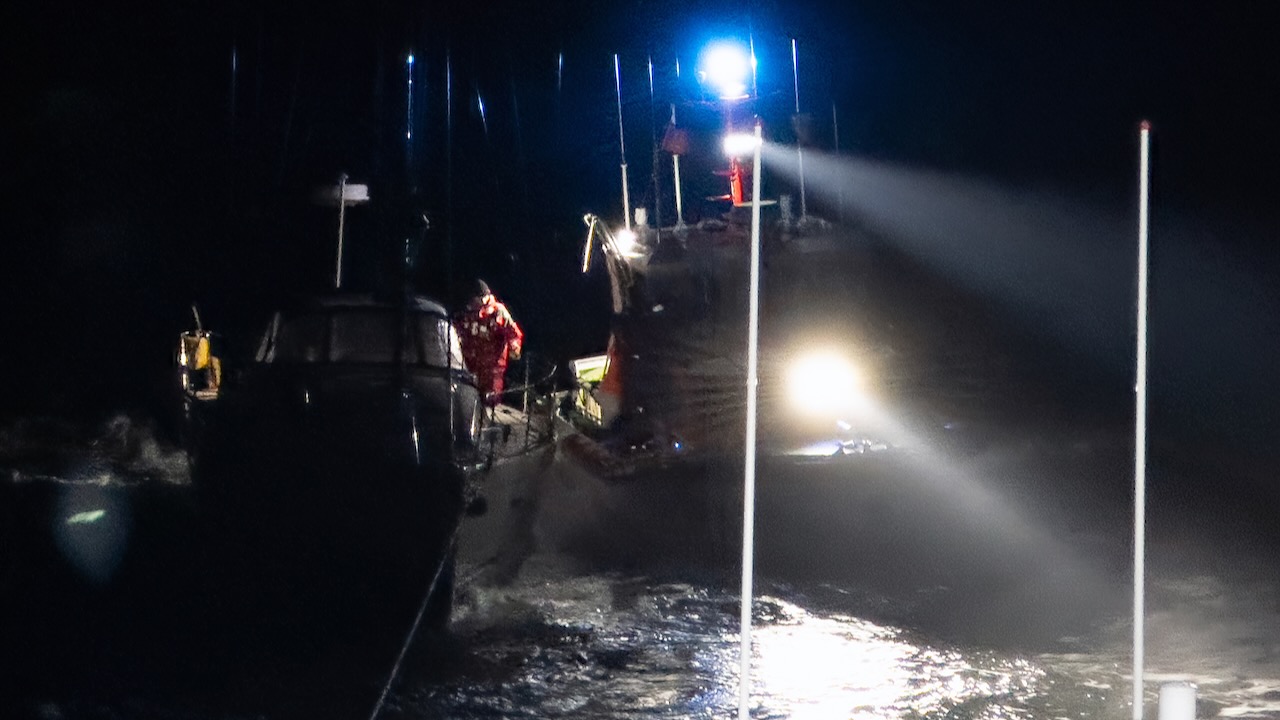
[398,556,1135,720]
[392,552,1280,720]
[753,614,1041,720]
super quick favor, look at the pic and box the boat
[505,202,1130,651]
[176,289,495,627]
[463,98,1129,635]
[557,208,907,475]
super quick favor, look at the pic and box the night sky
[4,0,1278,454]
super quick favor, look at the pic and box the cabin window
[271,313,328,363]
[448,323,466,370]
[330,312,399,363]
[414,316,467,369]
[260,306,461,366]
[254,313,282,362]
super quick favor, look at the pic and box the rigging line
[366,528,461,720]
[446,48,455,301]
[648,53,661,233]
[446,49,457,440]
[555,49,564,154]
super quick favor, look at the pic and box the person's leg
[487,369,506,408]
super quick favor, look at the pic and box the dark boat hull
[190,367,471,614]
[176,293,486,629]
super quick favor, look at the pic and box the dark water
[3,415,1279,720]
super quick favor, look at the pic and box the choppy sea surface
[3,415,1280,720]
[399,554,1280,720]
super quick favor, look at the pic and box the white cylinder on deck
[1158,681,1197,720]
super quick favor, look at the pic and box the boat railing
[481,352,563,458]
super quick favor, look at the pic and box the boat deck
[456,397,572,589]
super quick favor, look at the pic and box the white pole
[615,54,631,230]
[833,101,844,223]
[792,39,807,222]
[405,53,415,171]
[738,120,763,720]
[671,104,686,230]
[335,173,348,289]
[1133,119,1151,720]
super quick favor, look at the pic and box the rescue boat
[527,175,1053,592]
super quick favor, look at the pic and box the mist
[763,146,1280,453]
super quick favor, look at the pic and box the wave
[0,412,191,487]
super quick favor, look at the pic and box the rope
[366,525,460,720]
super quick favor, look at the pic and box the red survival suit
[456,293,524,406]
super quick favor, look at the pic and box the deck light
[613,228,642,257]
[723,132,761,157]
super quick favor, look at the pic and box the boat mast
[405,52,415,187]
[671,103,686,230]
[671,57,685,230]
[791,38,807,223]
[331,173,369,288]
[614,54,631,230]
[832,100,843,223]
[336,172,348,288]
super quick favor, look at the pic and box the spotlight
[723,132,762,157]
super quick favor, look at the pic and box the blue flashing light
[698,41,751,99]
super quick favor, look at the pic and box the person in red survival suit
[455,279,524,408]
